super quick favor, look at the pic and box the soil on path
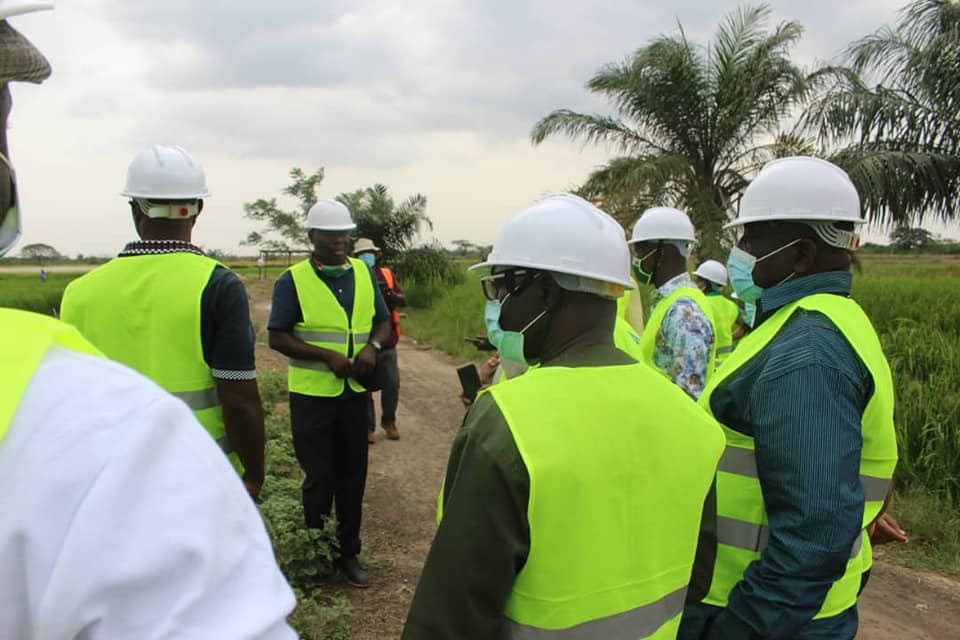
[245,277,960,640]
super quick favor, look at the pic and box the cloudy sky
[9,0,952,257]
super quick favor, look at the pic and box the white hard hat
[121,145,209,200]
[693,259,728,286]
[307,199,356,231]
[728,156,863,228]
[0,1,54,20]
[629,207,697,244]
[470,193,634,290]
[353,237,379,254]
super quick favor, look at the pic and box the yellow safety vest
[488,362,725,638]
[1,309,101,443]
[705,293,740,368]
[698,293,898,619]
[60,253,240,471]
[639,284,717,381]
[286,257,375,397]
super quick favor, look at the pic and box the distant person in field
[60,144,266,500]
[353,237,405,443]
[39,267,46,282]
[267,202,391,588]
[678,157,900,640]
[0,3,296,637]
[257,253,266,280]
[404,194,724,639]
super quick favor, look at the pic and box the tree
[336,184,431,258]
[19,243,61,262]
[531,5,810,258]
[889,225,938,250]
[243,168,325,250]
[804,0,960,225]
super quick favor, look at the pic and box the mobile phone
[457,363,482,403]
[464,336,496,352]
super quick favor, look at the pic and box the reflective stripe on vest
[490,363,725,638]
[639,284,717,382]
[59,253,239,473]
[287,258,375,397]
[505,587,687,640]
[698,293,897,619]
[1,309,102,443]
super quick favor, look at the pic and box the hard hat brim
[121,190,210,199]
[724,212,865,230]
[627,236,698,245]
[308,223,357,232]
[469,258,636,290]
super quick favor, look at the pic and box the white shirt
[0,347,298,640]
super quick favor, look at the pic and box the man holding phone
[403,194,724,639]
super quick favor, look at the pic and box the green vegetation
[0,272,78,315]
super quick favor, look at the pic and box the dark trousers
[366,347,400,430]
[290,391,369,557]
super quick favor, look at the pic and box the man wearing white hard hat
[692,259,742,368]
[403,194,724,639]
[629,207,717,399]
[61,144,267,498]
[268,202,391,588]
[354,237,405,442]
[0,3,297,638]
[679,157,899,640]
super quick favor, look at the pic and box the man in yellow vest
[1,5,296,636]
[692,259,742,368]
[354,237,405,442]
[268,202,392,588]
[403,194,724,639]
[678,157,899,640]
[629,207,716,399]
[60,144,266,499]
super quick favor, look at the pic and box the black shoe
[337,555,370,588]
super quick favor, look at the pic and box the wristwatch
[369,340,383,352]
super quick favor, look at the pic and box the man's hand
[243,474,264,501]
[868,513,908,545]
[478,354,500,387]
[325,351,353,379]
[352,344,377,377]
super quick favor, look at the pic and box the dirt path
[245,277,960,639]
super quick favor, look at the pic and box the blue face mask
[743,302,758,329]
[358,253,376,268]
[484,294,547,364]
[726,239,802,304]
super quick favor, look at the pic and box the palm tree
[531,4,810,258]
[336,184,431,258]
[803,0,960,225]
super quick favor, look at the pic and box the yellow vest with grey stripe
[639,285,717,381]
[287,257,374,396]
[488,362,725,638]
[698,293,897,618]
[59,253,239,470]
[1,309,102,443]
[705,293,739,368]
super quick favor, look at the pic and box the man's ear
[794,238,818,275]
[540,274,563,310]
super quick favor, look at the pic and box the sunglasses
[480,269,541,302]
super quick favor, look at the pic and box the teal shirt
[682,271,871,640]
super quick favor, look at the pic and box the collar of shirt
[118,240,205,257]
[757,270,853,323]
[653,272,697,303]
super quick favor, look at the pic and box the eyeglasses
[480,269,541,302]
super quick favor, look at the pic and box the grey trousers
[366,347,400,429]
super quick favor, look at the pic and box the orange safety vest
[380,267,401,339]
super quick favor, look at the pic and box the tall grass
[402,276,486,361]
[0,272,79,315]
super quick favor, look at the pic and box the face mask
[358,253,376,268]
[631,248,658,286]
[726,239,802,304]
[743,302,757,329]
[484,295,547,364]
[320,263,352,279]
